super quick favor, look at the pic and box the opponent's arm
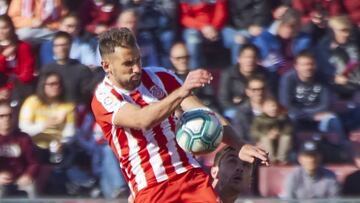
[113,69,212,130]
[181,95,269,165]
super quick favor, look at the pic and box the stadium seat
[258,165,358,197]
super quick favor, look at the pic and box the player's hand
[0,171,13,185]
[238,144,269,166]
[180,69,212,98]
[16,174,33,187]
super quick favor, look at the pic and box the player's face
[218,150,251,193]
[104,46,142,91]
[0,104,13,136]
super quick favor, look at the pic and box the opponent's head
[211,146,253,200]
[99,28,142,91]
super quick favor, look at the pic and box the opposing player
[91,28,269,203]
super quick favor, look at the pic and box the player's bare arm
[113,69,212,130]
[181,95,269,165]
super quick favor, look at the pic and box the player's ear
[210,166,219,179]
[101,60,110,73]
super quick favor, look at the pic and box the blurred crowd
[0,0,360,201]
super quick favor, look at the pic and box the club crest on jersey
[149,85,165,99]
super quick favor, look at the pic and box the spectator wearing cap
[211,146,255,203]
[283,141,340,199]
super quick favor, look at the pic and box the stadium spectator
[218,44,268,120]
[0,73,11,101]
[170,42,220,113]
[292,0,345,43]
[292,0,344,27]
[119,0,178,68]
[41,31,93,104]
[232,76,269,142]
[223,0,272,64]
[179,0,228,69]
[0,100,39,198]
[250,97,292,164]
[343,153,360,196]
[279,51,347,146]
[283,141,340,198]
[116,9,159,67]
[0,0,9,15]
[317,15,360,99]
[7,0,68,43]
[211,146,255,203]
[91,124,128,199]
[18,71,76,164]
[343,0,360,27]
[253,8,311,74]
[40,14,99,68]
[85,0,120,35]
[0,14,35,106]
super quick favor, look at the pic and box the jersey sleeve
[150,67,183,94]
[91,84,127,126]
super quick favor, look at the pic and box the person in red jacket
[0,14,35,104]
[0,100,39,198]
[179,0,228,69]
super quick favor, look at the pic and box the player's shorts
[134,168,219,203]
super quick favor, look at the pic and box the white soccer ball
[176,108,223,154]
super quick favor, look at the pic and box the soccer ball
[176,108,223,154]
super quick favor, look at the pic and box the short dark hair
[0,14,18,43]
[98,28,137,57]
[52,31,72,44]
[36,71,65,104]
[238,43,260,58]
[60,12,80,23]
[295,50,315,61]
[213,146,237,167]
[245,75,266,89]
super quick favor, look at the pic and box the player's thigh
[180,168,219,203]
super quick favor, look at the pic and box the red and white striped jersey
[91,67,200,196]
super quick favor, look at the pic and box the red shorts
[134,168,219,203]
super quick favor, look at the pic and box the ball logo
[149,85,165,99]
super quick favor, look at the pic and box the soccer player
[91,28,269,203]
